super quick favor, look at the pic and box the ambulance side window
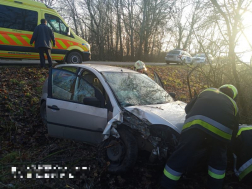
[0,5,38,31]
[45,14,68,36]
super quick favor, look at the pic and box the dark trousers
[160,128,227,189]
[38,47,52,68]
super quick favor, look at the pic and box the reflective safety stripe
[236,126,252,137]
[183,117,232,140]
[199,88,217,95]
[238,158,252,180]
[0,34,10,44]
[239,165,252,181]
[200,88,238,116]
[0,31,89,52]
[21,35,31,44]
[57,40,67,49]
[208,166,225,179]
[184,115,232,135]
[8,34,23,45]
[163,165,182,181]
[220,84,238,99]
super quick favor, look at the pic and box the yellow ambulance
[0,0,91,63]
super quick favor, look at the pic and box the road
[0,59,168,66]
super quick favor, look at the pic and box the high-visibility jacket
[183,88,239,142]
[233,125,252,181]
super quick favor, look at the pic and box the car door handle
[48,105,60,111]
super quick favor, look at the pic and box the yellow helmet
[219,84,238,100]
[134,60,146,71]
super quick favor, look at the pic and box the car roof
[55,64,137,73]
[4,0,49,9]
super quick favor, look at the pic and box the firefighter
[233,125,252,183]
[160,84,239,189]
[134,60,147,74]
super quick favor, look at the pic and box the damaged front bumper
[102,106,182,160]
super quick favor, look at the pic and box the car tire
[103,126,138,174]
[66,51,82,64]
[40,101,47,126]
[166,61,170,64]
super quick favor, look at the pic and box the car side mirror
[169,92,176,99]
[67,27,70,36]
[83,97,101,107]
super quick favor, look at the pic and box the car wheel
[166,61,170,64]
[40,101,47,126]
[103,126,138,174]
[66,52,82,64]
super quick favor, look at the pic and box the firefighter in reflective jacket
[233,125,252,183]
[160,84,239,189]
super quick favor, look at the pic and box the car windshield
[168,50,180,55]
[102,72,173,107]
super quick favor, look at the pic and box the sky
[236,10,252,63]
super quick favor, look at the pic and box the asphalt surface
[0,59,168,66]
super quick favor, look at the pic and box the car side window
[52,69,76,101]
[0,4,38,31]
[45,13,68,36]
[81,70,104,93]
[73,77,95,103]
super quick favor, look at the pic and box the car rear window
[168,50,180,55]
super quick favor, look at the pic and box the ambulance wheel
[66,52,82,64]
[104,126,138,174]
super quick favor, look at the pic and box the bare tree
[34,0,56,7]
[209,0,252,109]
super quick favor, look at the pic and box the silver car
[192,53,213,64]
[165,50,192,64]
[40,64,186,173]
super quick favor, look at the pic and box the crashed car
[40,64,186,173]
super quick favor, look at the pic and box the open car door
[153,71,176,99]
[46,68,108,145]
[153,71,165,89]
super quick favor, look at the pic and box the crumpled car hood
[124,101,186,134]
